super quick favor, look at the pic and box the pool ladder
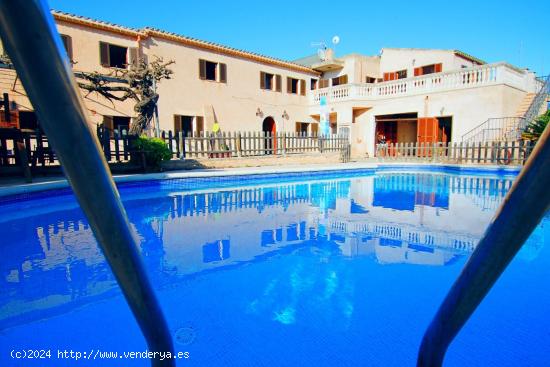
[1,1,549,366]
[0,1,174,366]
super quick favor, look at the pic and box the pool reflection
[0,172,533,329]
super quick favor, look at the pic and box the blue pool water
[0,169,548,366]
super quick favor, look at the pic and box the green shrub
[522,110,550,143]
[132,136,172,170]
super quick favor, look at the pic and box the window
[260,72,281,92]
[99,42,132,68]
[286,78,307,95]
[311,78,318,90]
[296,122,309,134]
[102,115,130,136]
[113,116,130,134]
[414,63,443,76]
[319,79,330,89]
[19,111,39,130]
[332,74,348,86]
[174,115,204,136]
[383,70,407,81]
[199,59,227,83]
[365,76,376,83]
[287,77,299,94]
[60,34,73,62]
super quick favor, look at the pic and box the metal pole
[417,124,550,366]
[153,79,160,138]
[0,1,175,366]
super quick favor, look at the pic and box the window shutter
[173,115,182,133]
[103,115,114,131]
[286,77,292,93]
[260,72,266,89]
[199,59,206,80]
[196,116,204,133]
[435,63,442,73]
[310,79,317,90]
[61,35,73,61]
[340,75,348,84]
[300,79,306,95]
[383,72,390,81]
[414,67,422,76]
[99,42,109,67]
[128,47,138,68]
[275,74,282,92]
[219,63,227,83]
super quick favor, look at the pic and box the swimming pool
[0,168,548,366]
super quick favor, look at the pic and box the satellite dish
[332,35,340,45]
[317,48,326,61]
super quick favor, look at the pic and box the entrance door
[417,117,439,156]
[262,117,277,154]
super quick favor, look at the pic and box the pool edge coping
[0,162,521,198]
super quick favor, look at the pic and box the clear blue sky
[49,0,549,75]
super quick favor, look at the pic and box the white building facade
[0,11,544,158]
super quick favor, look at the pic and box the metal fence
[376,141,534,165]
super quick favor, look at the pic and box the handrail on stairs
[417,115,550,365]
[0,1,175,366]
[462,74,549,144]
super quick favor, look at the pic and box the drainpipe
[0,1,175,365]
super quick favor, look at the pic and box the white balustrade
[309,63,535,105]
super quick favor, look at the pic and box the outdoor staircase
[515,93,536,117]
[462,75,550,143]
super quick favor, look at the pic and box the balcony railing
[310,62,535,104]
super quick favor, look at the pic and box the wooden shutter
[103,115,114,131]
[340,74,348,84]
[383,72,390,81]
[414,67,422,76]
[417,117,439,156]
[260,72,266,89]
[275,74,282,92]
[128,47,138,68]
[300,79,306,95]
[61,34,73,61]
[219,63,227,83]
[196,116,204,133]
[435,63,442,73]
[311,79,317,90]
[286,77,292,93]
[173,115,182,133]
[99,42,109,67]
[199,59,206,80]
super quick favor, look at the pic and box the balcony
[309,62,537,105]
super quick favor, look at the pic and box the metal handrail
[462,74,549,143]
[417,118,550,364]
[0,1,175,366]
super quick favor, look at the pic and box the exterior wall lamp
[255,108,263,118]
[282,110,289,120]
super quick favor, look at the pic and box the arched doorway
[262,116,277,154]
